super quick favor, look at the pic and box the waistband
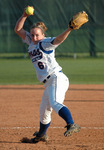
[43,70,62,84]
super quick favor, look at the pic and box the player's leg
[49,72,73,123]
[39,87,52,136]
[49,72,80,136]
[32,86,52,143]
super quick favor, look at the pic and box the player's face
[30,28,45,44]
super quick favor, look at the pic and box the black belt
[43,75,51,83]
[43,70,62,84]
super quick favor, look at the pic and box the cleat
[31,131,48,143]
[64,124,81,137]
[33,131,38,136]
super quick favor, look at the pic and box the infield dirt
[0,84,104,150]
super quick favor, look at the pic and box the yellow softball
[25,6,34,15]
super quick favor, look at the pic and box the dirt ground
[0,84,104,150]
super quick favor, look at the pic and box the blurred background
[0,0,104,57]
[0,0,104,84]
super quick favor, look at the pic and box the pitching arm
[14,11,28,40]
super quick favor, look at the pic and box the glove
[69,11,88,30]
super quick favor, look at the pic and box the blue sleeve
[41,37,59,51]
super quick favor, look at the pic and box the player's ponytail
[31,22,47,33]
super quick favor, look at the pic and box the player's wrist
[67,27,73,31]
[22,13,28,18]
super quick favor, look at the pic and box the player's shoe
[64,123,81,137]
[20,131,48,143]
[31,131,48,143]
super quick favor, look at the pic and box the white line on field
[0,126,104,130]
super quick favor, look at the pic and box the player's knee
[39,108,52,124]
[40,113,51,124]
[50,101,63,114]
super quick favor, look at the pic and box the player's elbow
[14,28,26,40]
[14,26,18,34]
[14,25,21,34]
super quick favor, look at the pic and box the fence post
[89,0,96,57]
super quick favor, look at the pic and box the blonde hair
[30,22,47,33]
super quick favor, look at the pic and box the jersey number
[38,62,44,69]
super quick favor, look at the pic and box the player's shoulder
[22,31,32,45]
[41,37,55,43]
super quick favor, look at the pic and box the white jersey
[23,32,62,82]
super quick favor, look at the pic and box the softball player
[15,7,80,143]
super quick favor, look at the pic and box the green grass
[57,58,104,84]
[0,59,39,85]
[0,58,104,85]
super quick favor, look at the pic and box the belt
[43,70,62,84]
[43,75,51,83]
